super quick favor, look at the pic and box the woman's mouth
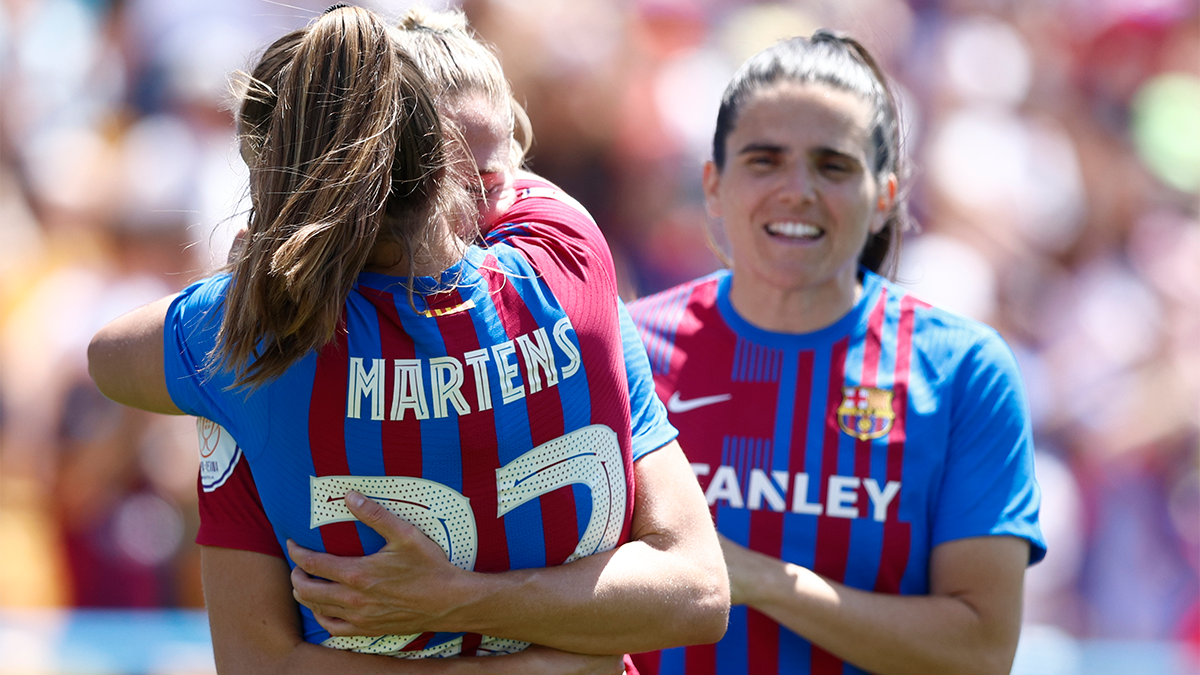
[765,221,823,240]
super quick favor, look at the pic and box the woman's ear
[871,173,897,234]
[702,161,723,219]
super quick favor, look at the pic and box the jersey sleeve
[196,443,285,559]
[163,274,268,452]
[931,331,1047,564]
[619,299,677,461]
[483,178,618,293]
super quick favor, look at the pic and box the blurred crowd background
[0,0,1197,667]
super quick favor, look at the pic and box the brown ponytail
[215,6,453,388]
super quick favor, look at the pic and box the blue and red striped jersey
[168,179,673,658]
[628,270,1045,675]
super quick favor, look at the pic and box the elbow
[676,563,731,647]
[87,332,116,401]
[976,643,1019,675]
[693,593,731,646]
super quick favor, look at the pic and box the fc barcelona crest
[837,386,895,440]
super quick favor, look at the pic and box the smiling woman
[629,31,1046,675]
[704,82,896,333]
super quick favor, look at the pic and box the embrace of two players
[89,5,1044,675]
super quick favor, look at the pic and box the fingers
[290,559,357,609]
[312,611,384,637]
[343,490,418,543]
[286,539,353,582]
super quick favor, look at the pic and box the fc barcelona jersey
[628,270,1045,675]
[166,181,672,658]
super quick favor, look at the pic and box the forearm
[747,562,1006,675]
[726,536,1026,675]
[290,442,729,654]
[204,547,614,675]
[265,642,588,675]
[437,533,727,653]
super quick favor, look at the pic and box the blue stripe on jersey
[341,294,392,553]
[660,643,685,673]
[773,350,801,473]
[389,293,465,495]
[714,501,751,674]
[259,357,325,553]
[803,345,834,493]
[342,293,386,479]
[470,247,542,570]
[719,605,750,674]
[733,338,783,383]
[778,621,811,674]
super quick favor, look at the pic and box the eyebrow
[738,142,861,161]
[737,142,786,156]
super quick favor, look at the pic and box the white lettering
[347,358,386,420]
[464,349,492,411]
[690,463,711,478]
[747,468,786,512]
[430,357,470,418]
[492,341,525,404]
[704,466,744,508]
[517,328,557,393]
[390,359,429,421]
[553,317,581,379]
[826,476,861,519]
[863,478,901,522]
[791,473,823,515]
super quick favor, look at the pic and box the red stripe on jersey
[874,295,923,593]
[400,631,435,653]
[460,633,483,656]
[481,266,578,567]
[748,607,780,674]
[812,336,852,580]
[309,319,364,556]
[630,650,660,675]
[670,293,740,513]
[196,459,284,558]
[810,337,852,675]
[745,344,812,675]
[684,643,716,675]
[359,287,422,478]
[432,281,511,574]
[855,291,889,498]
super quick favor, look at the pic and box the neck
[364,222,468,277]
[727,271,863,334]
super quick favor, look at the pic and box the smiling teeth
[767,222,822,238]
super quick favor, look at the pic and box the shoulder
[170,274,232,321]
[486,175,599,246]
[878,277,1024,393]
[628,271,726,333]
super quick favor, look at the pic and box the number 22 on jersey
[309,424,627,658]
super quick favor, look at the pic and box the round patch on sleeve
[197,418,243,493]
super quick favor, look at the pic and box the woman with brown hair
[89,6,726,673]
[628,32,1045,675]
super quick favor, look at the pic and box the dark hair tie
[324,3,351,14]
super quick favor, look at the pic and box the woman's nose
[778,166,816,204]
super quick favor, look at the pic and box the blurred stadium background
[0,0,1196,673]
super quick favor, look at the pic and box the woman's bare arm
[288,440,730,653]
[201,546,625,675]
[722,534,1029,675]
[88,295,183,415]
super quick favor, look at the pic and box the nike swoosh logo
[667,391,732,413]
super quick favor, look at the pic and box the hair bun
[398,7,470,33]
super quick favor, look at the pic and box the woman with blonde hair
[90,6,726,673]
